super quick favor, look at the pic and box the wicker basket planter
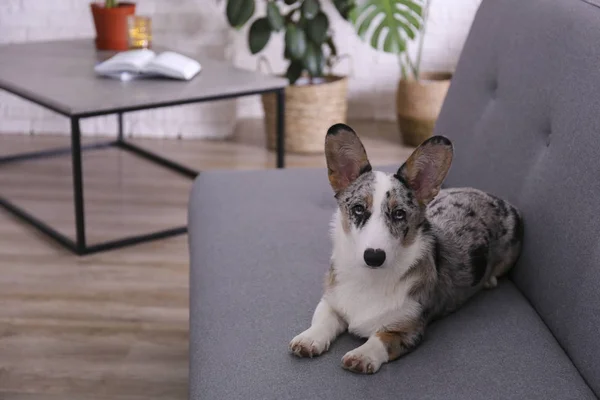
[262,75,348,154]
[396,72,452,147]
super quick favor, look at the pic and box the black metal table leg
[1,85,288,255]
[70,117,87,254]
[117,112,124,142]
[117,141,198,178]
[276,88,285,169]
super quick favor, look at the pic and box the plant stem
[414,0,432,81]
[406,54,418,78]
[398,54,407,81]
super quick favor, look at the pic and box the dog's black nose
[364,248,386,267]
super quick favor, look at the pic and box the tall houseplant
[224,0,356,154]
[351,0,451,146]
[90,0,136,51]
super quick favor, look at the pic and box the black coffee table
[0,39,288,255]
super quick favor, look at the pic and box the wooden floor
[0,119,413,399]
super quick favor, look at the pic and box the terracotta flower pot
[261,75,348,154]
[396,71,452,147]
[90,2,136,51]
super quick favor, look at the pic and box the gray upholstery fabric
[435,0,600,393]
[188,169,594,400]
[189,0,600,396]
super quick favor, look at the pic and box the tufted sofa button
[489,79,498,98]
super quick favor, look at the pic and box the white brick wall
[231,0,483,121]
[0,0,237,139]
[0,0,481,137]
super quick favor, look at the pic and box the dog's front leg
[342,327,425,374]
[289,299,347,358]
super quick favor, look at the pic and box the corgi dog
[289,123,523,374]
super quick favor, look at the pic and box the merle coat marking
[289,124,523,374]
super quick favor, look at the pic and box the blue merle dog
[289,123,523,374]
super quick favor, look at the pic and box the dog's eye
[351,204,365,216]
[392,209,406,221]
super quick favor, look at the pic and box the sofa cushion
[188,168,594,400]
[435,0,600,392]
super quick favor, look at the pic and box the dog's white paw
[289,330,330,358]
[341,349,383,374]
[484,276,498,289]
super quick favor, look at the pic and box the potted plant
[351,0,451,146]
[90,0,136,51]
[224,0,356,154]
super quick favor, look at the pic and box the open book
[94,49,202,81]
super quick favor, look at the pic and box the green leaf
[302,0,320,20]
[286,61,303,84]
[306,12,329,44]
[383,28,405,52]
[285,24,307,60]
[297,15,307,30]
[303,42,324,77]
[370,22,385,48]
[401,0,422,16]
[226,0,255,28]
[397,19,416,40]
[356,5,377,37]
[333,0,355,20]
[350,0,423,54]
[326,36,337,57]
[248,17,271,54]
[396,7,421,31]
[266,2,284,31]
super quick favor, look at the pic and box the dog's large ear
[325,123,372,195]
[395,136,453,204]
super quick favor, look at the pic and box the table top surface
[0,39,287,117]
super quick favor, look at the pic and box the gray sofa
[188,0,600,398]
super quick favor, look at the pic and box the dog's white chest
[326,272,419,338]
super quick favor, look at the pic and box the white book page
[95,49,156,74]
[142,51,201,80]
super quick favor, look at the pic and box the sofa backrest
[437,0,600,394]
